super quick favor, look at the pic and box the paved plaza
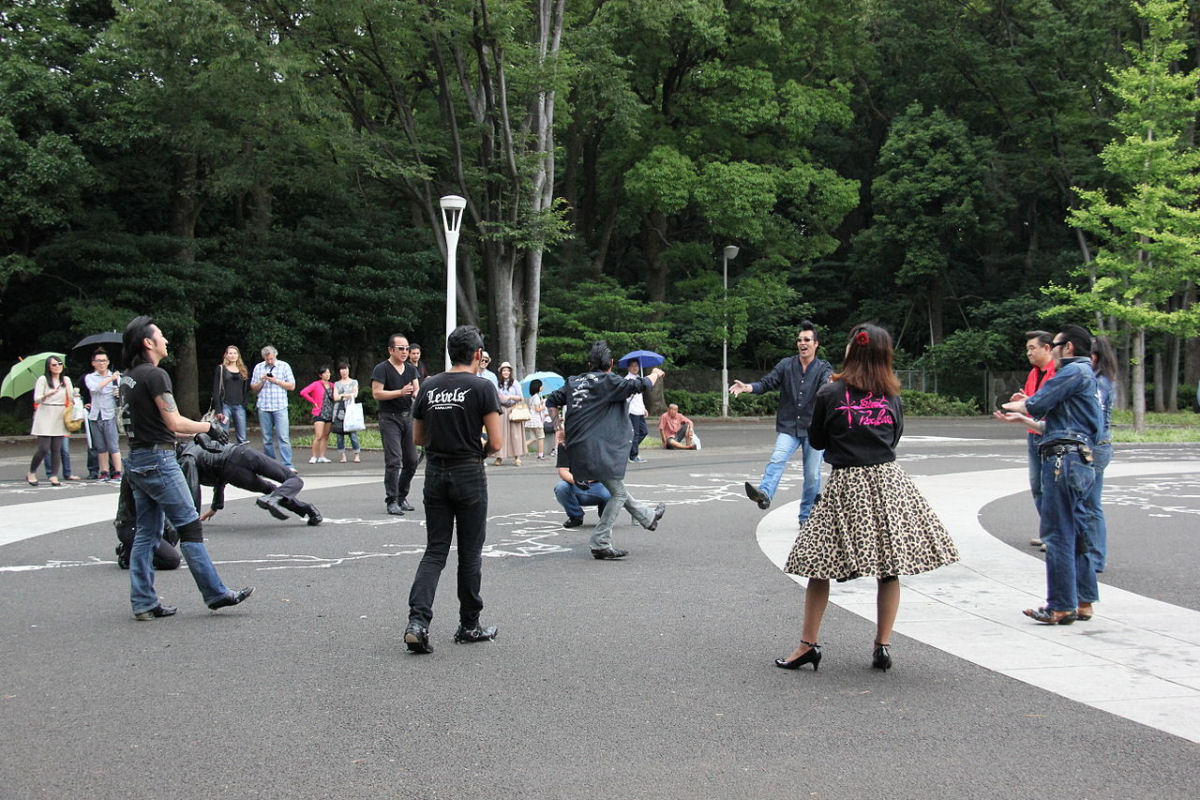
[1,419,1197,798]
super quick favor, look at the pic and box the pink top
[299,380,332,417]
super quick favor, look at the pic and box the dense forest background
[3,0,1199,418]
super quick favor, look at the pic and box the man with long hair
[120,315,252,620]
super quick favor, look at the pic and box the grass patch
[1109,409,1200,442]
[294,430,383,449]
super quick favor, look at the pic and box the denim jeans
[1026,432,1043,517]
[222,403,248,444]
[408,461,488,627]
[759,432,823,522]
[554,480,611,520]
[1038,449,1098,612]
[258,407,293,468]
[126,447,229,613]
[1082,443,1112,573]
[379,411,417,502]
[336,431,360,453]
[592,479,655,550]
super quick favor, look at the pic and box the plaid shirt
[251,359,294,412]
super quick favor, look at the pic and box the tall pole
[439,195,467,372]
[721,245,739,418]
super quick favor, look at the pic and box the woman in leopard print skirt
[776,323,959,673]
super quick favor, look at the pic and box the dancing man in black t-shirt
[402,325,503,654]
[120,315,253,620]
[371,333,420,516]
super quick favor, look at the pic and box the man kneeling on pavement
[553,430,610,528]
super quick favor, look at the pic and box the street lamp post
[439,195,467,372]
[721,244,739,418]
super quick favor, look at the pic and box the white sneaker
[309,456,318,464]
[317,457,331,463]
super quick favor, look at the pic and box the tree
[302,0,569,376]
[1057,0,1200,432]
[852,103,1002,349]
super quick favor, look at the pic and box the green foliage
[538,278,677,373]
[1056,0,1200,338]
[899,391,980,416]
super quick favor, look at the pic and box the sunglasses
[1051,340,1067,348]
[390,345,410,351]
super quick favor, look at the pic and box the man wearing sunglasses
[1001,325,1103,626]
[372,333,421,516]
[730,320,833,525]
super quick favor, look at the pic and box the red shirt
[658,411,693,438]
[1023,362,1056,434]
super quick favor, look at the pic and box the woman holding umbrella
[27,356,74,486]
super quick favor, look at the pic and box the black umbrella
[72,332,123,351]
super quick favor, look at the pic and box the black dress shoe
[645,503,667,531]
[592,546,629,560]
[256,494,289,520]
[307,508,323,526]
[387,501,405,516]
[404,622,433,654]
[115,544,130,570]
[562,517,583,529]
[399,499,415,512]
[133,604,178,621]
[208,586,254,610]
[454,624,498,643]
[745,481,771,509]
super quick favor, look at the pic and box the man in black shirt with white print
[371,333,421,516]
[403,326,503,654]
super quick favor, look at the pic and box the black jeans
[407,461,488,628]
[226,449,316,518]
[629,414,648,458]
[379,411,417,503]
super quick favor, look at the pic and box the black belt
[1040,442,1088,458]
[425,455,484,467]
[130,443,176,451]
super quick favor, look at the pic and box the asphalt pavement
[1,419,1197,799]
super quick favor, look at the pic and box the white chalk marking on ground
[755,461,1200,744]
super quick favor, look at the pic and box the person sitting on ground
[553,430,611,528]
[658,403,697,450]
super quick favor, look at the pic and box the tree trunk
[170,153,203,418]
[1166,331,1180,412]
[1153,348,1165,413]
[644,211,668,302]
[1132,326,1146,434]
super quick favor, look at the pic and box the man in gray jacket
[730,320,833,524]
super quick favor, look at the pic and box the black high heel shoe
[775,641,821,671]
[872,642,892,672]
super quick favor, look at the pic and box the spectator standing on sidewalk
[250,346,295,469]
[372,334,420,516]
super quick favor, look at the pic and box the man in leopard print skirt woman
[776,323,959,673]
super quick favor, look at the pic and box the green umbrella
[1,352,67,399]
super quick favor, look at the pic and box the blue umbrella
[521,371,564,396]
[618,350,664,369]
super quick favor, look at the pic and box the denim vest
[1024,357,1102,449]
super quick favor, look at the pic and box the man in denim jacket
[1002,324,1103,625]
[730,320,833,524]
